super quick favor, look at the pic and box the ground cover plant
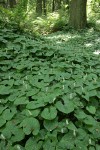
[0,26,100,150]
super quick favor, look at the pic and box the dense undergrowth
[0,26,100,150]
[0,3,100,35]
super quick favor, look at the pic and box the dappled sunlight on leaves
[0,27,100,149]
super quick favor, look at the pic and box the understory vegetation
[0,0,100,149]
[0,25,100,149]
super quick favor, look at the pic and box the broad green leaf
[88,90,97,97]
[26,100,45,109]
[11,128,25,143]
[44,118,58,131]
[25,138,43,150]
[75,110,87,119]
[22,109,40,117]
[89,146,96,150]
[2,127,12,139]
[14,97,29,105]
[41,106,57,120]
[0,106,7,114]
[20,117,40,135]
[77,128,87,140]
[43,139,56,150]
[75,135,89,150]
[67,122,77,131]
[58,132,75,149]
[86,106,96,114]
[2,121,25,142]
[83,116,96,126]
[96,144,100,150]
[13,145,24,150]
[25,138,36,150]
[55,100,74,114]
[2,109,14,121]
[0,85,12,95]
[0,117,6,127]
[26,89,39,96]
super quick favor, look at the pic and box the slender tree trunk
[52,0,55,12]
[43,0,46,15]
[8,0,16,8]
[52,0,62,11]
[36,0,42,16]
[55,0,61,10]
[69,0,87,29]
[0,0,6,7]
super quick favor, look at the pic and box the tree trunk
[63,0,69,5]
[52,0,55,12]
[55,0,61,10]
[0,0,6,7]
[43,0,46,15]
[36,0,42,16]
[8,0,16,8]
[69,0,87,29]
[52,0,61,12]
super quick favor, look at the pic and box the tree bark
[36,0,42,16]
[52,0,62,12]
[8,0,16,8]
[55,0,61,10]
[52,0,55,12]
[0,0,6,7]
[69,0,87,29]
[43,0,46,15]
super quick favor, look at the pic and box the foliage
[30,11,68,34]
[0,5,68,34]
[0,26,100,149]
[87,0,100,30]
[0,0,100,34]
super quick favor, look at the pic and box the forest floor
[0,27,100,149]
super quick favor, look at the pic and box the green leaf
[2,127,12,139]
[89,146,95,150]
[0,85,12,95]
[67,122,77,131]
[13,145,25,150]
[26,89,39,96]
[83,116,96,126]
[88,90,97,97]
[96,144,100,150]
[86,106,96,114]
[75,110,87,119]
[26,100,45,109]
[25,138,36,150]
[22,109,40,117]
[0,117,6,127]
[2,109,14,121]
[55,100,74,114]
[43,139,56,150]
[2,121,25,142]
[14,97,29,105]
[58,132,75,149]
[25,137,43,150]
[11,128,25,143]
[20,117,40,135]
[41,106,57,120]
[0,106,7,114]
[77,128,87,140]
[44,118,58,131]
[74,141,88,150]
